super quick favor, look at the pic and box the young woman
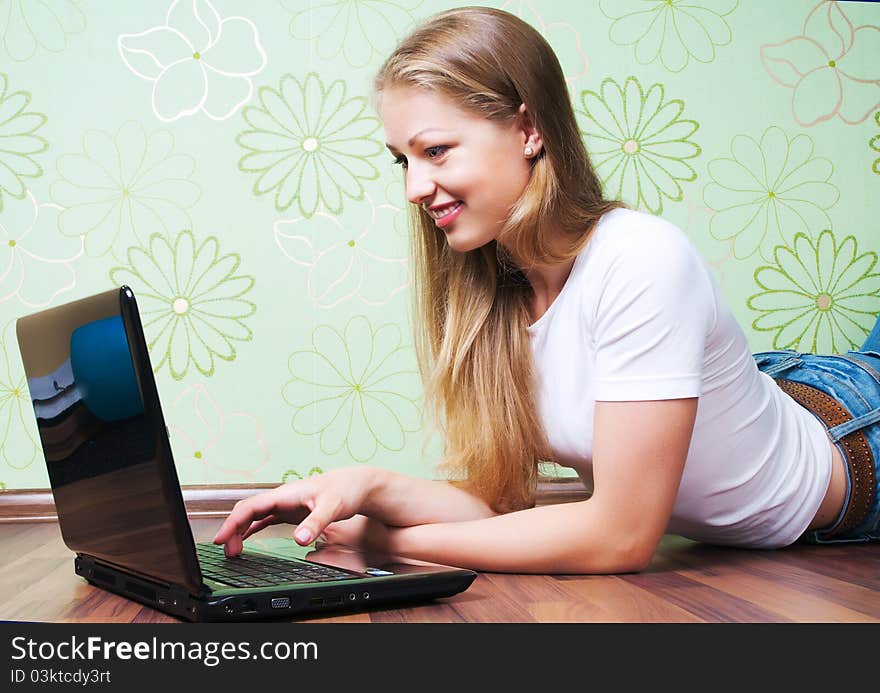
[214,7,880,573]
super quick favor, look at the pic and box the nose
[405,163,436,205]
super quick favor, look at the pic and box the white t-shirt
[527,207,831,548]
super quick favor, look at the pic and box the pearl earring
[524,146,534,157]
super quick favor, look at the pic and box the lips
[427,201,463,220]
[428,202,464,229]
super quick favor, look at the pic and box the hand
[212,466,380,557]
[320,515,392,553]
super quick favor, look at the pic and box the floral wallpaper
[0,0,877,492]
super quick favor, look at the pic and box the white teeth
[428,202,462,219]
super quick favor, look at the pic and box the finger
[213,489,289,544]
[223,533,243,558]
[241,515,278,541]
[293,500,341,545]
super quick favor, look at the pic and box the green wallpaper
[0,0,877,491]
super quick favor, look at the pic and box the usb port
[327,595,344,606]
[309,597,325,607]
[271,597,290,609]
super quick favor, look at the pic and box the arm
[380,398,697,574]
[213,464,496,556]
[364,468,498,526]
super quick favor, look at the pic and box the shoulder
[590,208,697,263]
[582,209,706,291]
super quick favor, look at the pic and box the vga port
[270,597,291,609]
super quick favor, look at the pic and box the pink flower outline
[760,1,880,127]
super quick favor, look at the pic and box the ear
[517,103,543,156]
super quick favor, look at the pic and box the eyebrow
[385,128,451,152]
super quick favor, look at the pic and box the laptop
[15,286,476,621]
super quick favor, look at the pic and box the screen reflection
[16,289,201,591]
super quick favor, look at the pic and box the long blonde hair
[373,7,622,513]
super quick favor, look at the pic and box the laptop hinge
[169,583,200,603]
[77,554,210,601]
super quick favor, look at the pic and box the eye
[425,145,448,159]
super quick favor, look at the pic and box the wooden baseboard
[0,477,589,523]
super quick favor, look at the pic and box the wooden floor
[1,519,878,623]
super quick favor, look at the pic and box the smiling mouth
[427,201,463,220]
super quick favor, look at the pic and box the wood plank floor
[1,519,878,623]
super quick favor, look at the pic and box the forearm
[361,467,497,527]
[384,499,651,574]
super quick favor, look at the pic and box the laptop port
[327,595,344,606]
[309,597,325,607]
[270,597,290,609]
[240,599,257,614]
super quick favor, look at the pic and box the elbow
[598,535,657,574]
[618,536,658,573]
[621,551,653,574]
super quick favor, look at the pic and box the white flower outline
[499,0,591,86]
[273,193,408,309]
[167,384,270,483]
[117,0,267,123]
[760,0,880,127]
[0,192,83,308]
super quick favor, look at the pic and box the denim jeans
[753,316,880,544]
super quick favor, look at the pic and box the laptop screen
[16,287,202,592]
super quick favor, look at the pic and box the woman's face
[379,86,538,253]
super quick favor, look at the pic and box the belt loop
[760,355,802,378]
[827,407,880,441]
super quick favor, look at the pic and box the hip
[753,349,880,544]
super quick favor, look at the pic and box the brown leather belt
[776,378,876,539]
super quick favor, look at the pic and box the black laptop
[15,286,476,621]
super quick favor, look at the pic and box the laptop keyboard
[196,543,353,588]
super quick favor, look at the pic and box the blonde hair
[373,6,622,513]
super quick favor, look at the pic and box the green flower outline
[282,315,421,463]
[871,111,880,175]
[576,75,700,214]
[747,230,880,353]
[109,230,256,381]
[282,0,422,69]
[600,0,738,73]
[0,73,48,212]
[703,125,839,261]
[0,319,40,471]
[0,0,86,63]
[236,72,384,218]
[51,121,202,259]
[0,0,86,62]
[282,467,323,483]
